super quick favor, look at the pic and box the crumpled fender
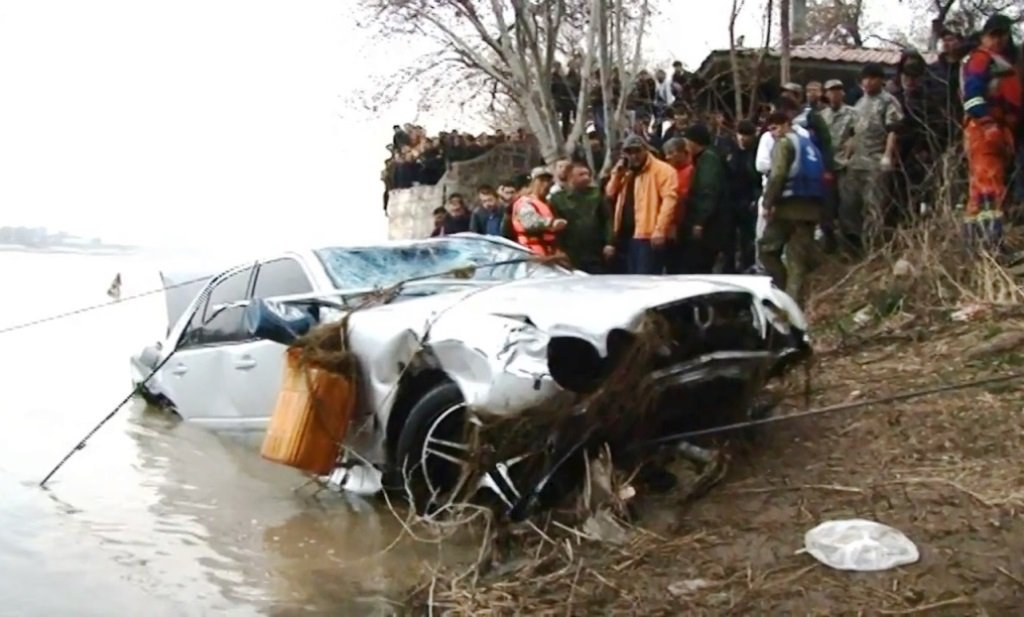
[426,313,574,417]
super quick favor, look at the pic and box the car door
[220,256,316,432]
[157,266,255,423]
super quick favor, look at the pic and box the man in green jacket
[679,123,728,274]
[757,111,825,307]
[550,161,615,273]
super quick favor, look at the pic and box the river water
[0,250,447,616]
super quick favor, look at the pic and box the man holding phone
[605,134,679,274]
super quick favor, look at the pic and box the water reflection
[0,251,472,614]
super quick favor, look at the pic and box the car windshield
[314,236,568,291]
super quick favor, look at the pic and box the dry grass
[391,211,1024,615]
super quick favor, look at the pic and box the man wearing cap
[510,167,567,256]
[959,13,1021,246]
[843,62,904,253]
[821,79,856,253]
[606,134,678,274]
[679,123,728,274]
[759,110,826,307]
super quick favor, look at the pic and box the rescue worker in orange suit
[510,167,567,255]
[960,14,1021,247]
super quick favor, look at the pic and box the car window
[200,267,254,345]
[177,285,212,349]
[175,266,254,349]
[253,258,313,299]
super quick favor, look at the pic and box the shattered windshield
[314,236,568,291]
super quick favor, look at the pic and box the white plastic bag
[802,519,919,571]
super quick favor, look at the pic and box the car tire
[392,381,469,515]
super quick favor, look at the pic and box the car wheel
[392,381,473,515]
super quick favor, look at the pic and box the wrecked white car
[142,234,811,518]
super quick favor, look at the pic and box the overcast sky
[0,0,910,254]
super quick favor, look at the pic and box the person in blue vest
[757,110,826,307]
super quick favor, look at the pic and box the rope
[636,370,1024,449]
[0,271,220,336]
[0,252,569,337]
[38,348,181,488]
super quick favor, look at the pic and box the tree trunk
[791,0,807,45]
[926,0,957,52]
[780,0,792,85]
[728,0,745,120]
[747,0,773,118]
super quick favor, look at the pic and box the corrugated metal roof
[697,45,940,75]
[787,45,939,64]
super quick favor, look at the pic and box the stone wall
[387,141,540,240]
[386,184,445,241]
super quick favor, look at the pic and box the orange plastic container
[260,348,356,475]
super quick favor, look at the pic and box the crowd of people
[424,14,1022,307]
[381,125,536,196]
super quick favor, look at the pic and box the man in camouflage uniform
[820,79,856,253]
[842,63,904,253]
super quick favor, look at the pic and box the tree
[803,0,867,46]
[728,0,748,119]
[896,0,1023,50]
[358,0,651,166]
[780,0,792,83]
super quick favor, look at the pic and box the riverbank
[401,255,1024,615]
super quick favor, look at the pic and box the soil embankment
[405,255,1024,615]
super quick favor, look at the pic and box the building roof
[697,45,939,76]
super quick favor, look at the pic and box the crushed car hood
[348,274,796,356]
[341,272,807,459]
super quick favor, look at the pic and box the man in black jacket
[723,120,762,273]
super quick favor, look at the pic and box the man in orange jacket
[605,134,679,274]
[960,14,1021,247]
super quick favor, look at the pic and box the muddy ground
[409,284,1024,615]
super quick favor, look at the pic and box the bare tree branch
[361,0,650,164]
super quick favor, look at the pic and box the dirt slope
[412,313,1024,616]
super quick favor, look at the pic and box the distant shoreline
[0,244,138,256]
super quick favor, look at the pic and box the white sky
[0,0,910,254]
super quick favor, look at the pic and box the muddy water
[0,250,456,616]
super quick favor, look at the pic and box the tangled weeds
[395,224,1024,615]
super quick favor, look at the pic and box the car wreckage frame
[371,288,813,521]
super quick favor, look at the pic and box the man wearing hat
[678,123,728,274]
[821,79,856,253]
[509,166,567,256]
[843,62,904,253]
[606,134,679,274]
[959,13,1021,246]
